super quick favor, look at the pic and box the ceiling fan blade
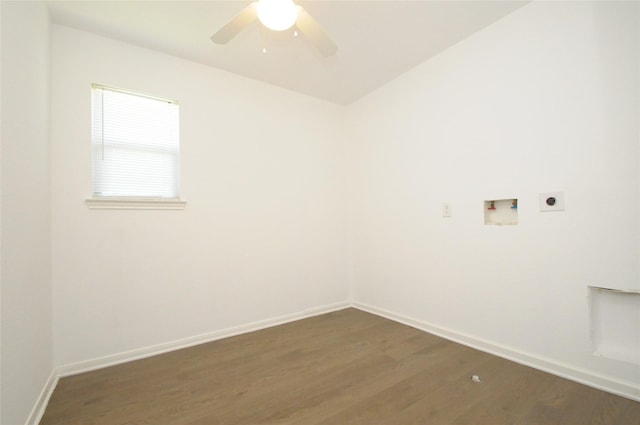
[295,7,337,57]
[211,3,258,44]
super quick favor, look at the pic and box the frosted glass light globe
[256,0,298,31]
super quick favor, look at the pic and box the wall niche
[484,198,518,226]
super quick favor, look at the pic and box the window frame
[87,84,185,210]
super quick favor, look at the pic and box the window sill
[85,197,187,210]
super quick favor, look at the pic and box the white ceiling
[47,0,528,105]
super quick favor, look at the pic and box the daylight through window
[91,85,180,198]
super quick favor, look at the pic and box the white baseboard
[25,369,58,425]
[56,301,350,378]
[29,301,348,425]
[30,299,639,425]
[352,301,640,402]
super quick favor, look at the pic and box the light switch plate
[539,192,564,211]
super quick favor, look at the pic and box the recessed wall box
[539,192,564,211]
[484,199,518,225]
[589,286,640,365]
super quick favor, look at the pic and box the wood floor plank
[40,308,640,425]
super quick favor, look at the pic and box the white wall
[51,25,349,367]
[4,2,633,421]
[1,1,53,424]
[347,0,639,392]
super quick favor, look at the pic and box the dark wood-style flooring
[40,308,640,424]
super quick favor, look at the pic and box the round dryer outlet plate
[539,192,564,211]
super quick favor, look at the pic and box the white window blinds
[91,85,180,198]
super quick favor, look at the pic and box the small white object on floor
[471,374,481,383]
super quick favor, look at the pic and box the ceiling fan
[211,0,337,56]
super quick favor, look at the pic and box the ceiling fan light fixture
[256,0,298,31]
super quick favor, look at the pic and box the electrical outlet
[539,192,564,211]
[442,203,452,218]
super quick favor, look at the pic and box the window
[89,84,183,208]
